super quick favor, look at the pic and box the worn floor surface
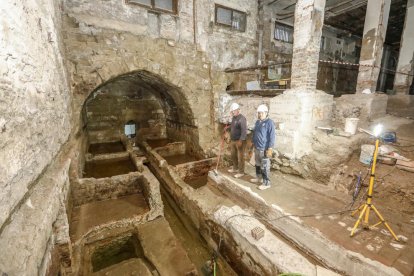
[223,165,414,275]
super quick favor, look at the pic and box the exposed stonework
[290,0,326,90]
[335,93,388,123]
[356,0,391,93]
[0,0,73,275]
[0,0,71,229]
[63,0,258,71]
[269,90,334,159]
[62,13,227,154]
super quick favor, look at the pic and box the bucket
[381,131,397,143]
[360,144,375,165]
[344,118,359,135]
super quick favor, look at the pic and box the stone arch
[64,28,228,153]
[81,70,200,153]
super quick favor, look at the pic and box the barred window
[274,22,293,43]
[126,0,177,14]
[215,5,246,32]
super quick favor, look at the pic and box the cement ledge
[146,147,336,275]
[210,171,402,276]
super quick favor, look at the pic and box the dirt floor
[218,120,414,274]
[70,194,149,241]
[332,122,414,229]
[83,157,137,178]
[225,163,414,275]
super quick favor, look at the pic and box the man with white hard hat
[251,104,275,190]
[228,102,247,178]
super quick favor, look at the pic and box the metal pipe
[224,62,292,73]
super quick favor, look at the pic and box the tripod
[350,138,399,241]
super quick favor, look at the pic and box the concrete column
[356,0,391,93]
[394,0,414,94]
[290,0,326,90]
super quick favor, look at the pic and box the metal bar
[224,62,292,72]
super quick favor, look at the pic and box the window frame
[274,21,294,44]
[214,4,247,32]
[126,0,178,15]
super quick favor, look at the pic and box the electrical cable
[393,144,414,148]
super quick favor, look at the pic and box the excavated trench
[66,137,242,275]
[65,135,341,275]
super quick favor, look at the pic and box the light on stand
[373,124,383,137]
[350,123,399,241]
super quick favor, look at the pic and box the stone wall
[63,0,258,71]
[269,90,334,159]
[85,82,166,143]
[61,11,228,154]
[196,0,259,70]
[155,142,186,157]
[335,93,388,123]
[72,173,144,206]
[0,0,71,228]
[0,0,72,274]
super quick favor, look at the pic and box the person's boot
[258,180,271,190]
[234,172,245,178]
[228,167,238,173]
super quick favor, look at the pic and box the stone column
[268,0,334,160]
[394,0,414,94]
[356,0,391,93]
[290,0,326,90]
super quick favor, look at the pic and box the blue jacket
[253,118,276,150]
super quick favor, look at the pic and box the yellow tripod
[350,138,399,241]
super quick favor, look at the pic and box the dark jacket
[253,118,276,150]
[230,114,247,141]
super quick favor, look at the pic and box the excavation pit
[184,174,209,189]
[146,138,172,149]
[83,156,137,178]
[91,234,143,272]
[163,154,198,166]
[88,141,125,155]
[70,194,149,241]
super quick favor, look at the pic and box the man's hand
[265,148,273,158]
[236,140,243,148]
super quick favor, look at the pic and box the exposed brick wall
[290,0,326,90]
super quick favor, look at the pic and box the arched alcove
[81,70,199,152]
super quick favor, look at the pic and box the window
[126,0,177,14]
[274,22,293,43]
[124,121,137,138]
[215,5,246,32]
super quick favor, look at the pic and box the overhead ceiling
[267,0,407,46]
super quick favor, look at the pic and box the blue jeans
[254,148,270,185]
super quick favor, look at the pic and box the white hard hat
[230,103,240,112]
[257,104,268,113]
